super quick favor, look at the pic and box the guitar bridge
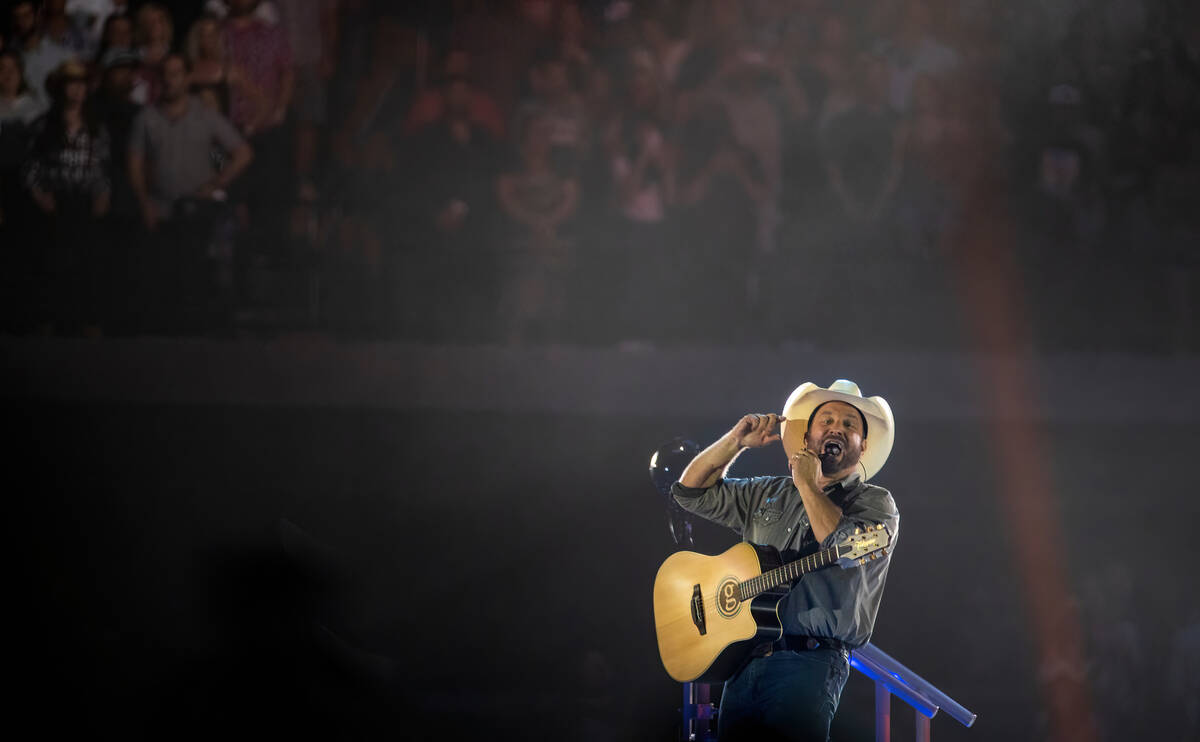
[690,584,707,635]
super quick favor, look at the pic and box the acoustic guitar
[653,525,891,683]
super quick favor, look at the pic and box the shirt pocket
[752,506,784,527]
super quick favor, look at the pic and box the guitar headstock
[836,524,891,567]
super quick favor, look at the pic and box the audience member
[323,0,369,118]
[580,56,615,136]
[222,0,294,232]
[185,14,232,115]
[496,112,579,345]
[0,48,41,328]
[602,48,672,342]
[465,0,569,117]
[329,12,419,172]
[513,47,589,178]
[405,73,500,342]
[403,49,505,141]
[557,0,592,79]
[92,47,139,217]
[1,49,41,226]
[324,7,422,339]
[440,0,509,110]
[23,58,111,334]
[203,0,279,25]
[128,53,252,329]
[65,0,131,55]
[10,0,76,110]
[314,6,411,335]
[636,3,691,88]
[604,49,669,226]
[740,0,797,53]
[771,21,826,227]
[90,11,132,87]
[1027,82,1106,250]
[90,46,141,330]
[131,2,173,104]
[712,48,783,258]
[673,102,767,340]
[274,0,338,200]
[26,59,109,217]
[810,11,857,136]
[893,73,954,255]
[97,8,131,49]
[0,48,42,124]
[821,52,907,234]
[222,0,293,137]
[41,0,90,57]
[882,1,959,114]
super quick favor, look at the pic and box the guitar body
[653,542,789,683]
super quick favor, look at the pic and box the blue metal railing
[849,643,977,741]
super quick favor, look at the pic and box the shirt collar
[823,472,863,496]
[825,473,864,492]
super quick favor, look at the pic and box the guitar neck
[739,545,841,600]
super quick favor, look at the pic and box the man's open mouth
[822,441,843,457]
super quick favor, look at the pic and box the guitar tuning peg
[877,524,884,531]
[881,548,887,555]
[854,528,861,535]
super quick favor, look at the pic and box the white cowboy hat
[779,379,894,481]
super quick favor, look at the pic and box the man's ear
[860,436,868,454]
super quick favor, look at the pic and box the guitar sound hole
[715,578,741,618]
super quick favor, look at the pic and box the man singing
[672,379,900,741]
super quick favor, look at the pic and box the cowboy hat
[49,58,89,81]
[100,48,142,71]
[45,58,89,97]
[779,379,894,481]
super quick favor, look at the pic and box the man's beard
[820,451,859,473]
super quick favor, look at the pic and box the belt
[752,635,849,657]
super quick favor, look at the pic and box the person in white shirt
[9,0,76,109]
[64,0,130,57]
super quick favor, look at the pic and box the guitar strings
[663,556,838,618]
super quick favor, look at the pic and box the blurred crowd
[0,0,1197,349]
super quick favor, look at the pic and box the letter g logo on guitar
[716,578,741,618]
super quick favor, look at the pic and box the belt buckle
[753,641,775,658]
[804,637,820,650]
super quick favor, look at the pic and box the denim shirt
[671,474,899,648]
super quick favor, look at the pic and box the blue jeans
[717,648,850,742]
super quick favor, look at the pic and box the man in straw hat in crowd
[672,380,900,741]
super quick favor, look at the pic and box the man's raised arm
[679,413,782,490]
